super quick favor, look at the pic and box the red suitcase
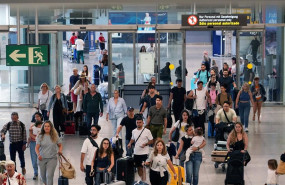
[64,121,75,135]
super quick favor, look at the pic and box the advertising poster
[88,31,96,55]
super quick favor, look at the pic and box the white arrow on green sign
[6,45,49,66]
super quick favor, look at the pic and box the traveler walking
[82,64,91,82]
[1,112,27,175]
[115,107,137,156]
[0,160,26,185]
[175,59,188,80]
[83,84,103,129]
[145,139,177,185]
[98,33,106,51]
[146,95,167,143]
[80,125,103,185]
[235,83,254,132]
[168,79,187,122]
[71,73,89,112]
[219,62,231,78]
[187,81,212,133]
[106,90,127,136]
[219,69,236,93]
[35,121,63,185]
[38,83,52,121]
[75,35,85,64]
[69,68,80,112]
[160,62,171,84]
[127,116,153,180]
[140,85,159,115]
[47,85,68,136]
[195,64,210,87]
[251,76,266,123]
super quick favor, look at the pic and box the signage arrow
[9,50,26,62]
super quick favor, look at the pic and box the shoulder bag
[135,127,146,144]
[39,91,49,110]
[59,154,76,179]
[171,121,181,142]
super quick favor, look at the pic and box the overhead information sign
[182,14,247,27]
[6,45,49,66]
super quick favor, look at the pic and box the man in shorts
[128,116,153,180]
[146,95,167,144]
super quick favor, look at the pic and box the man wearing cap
[116,107,137,156]
[80,125,103,185]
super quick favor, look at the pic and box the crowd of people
[0,48,280,185]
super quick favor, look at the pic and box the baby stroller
[225,151,245,185]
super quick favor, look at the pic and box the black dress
[230,139,251,165]
[53,98,64,135]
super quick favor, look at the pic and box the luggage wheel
[214,162,218,168]
[221,163,226,171]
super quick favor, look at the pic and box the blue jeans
[125,140,134,157]
[87,112,99,131]
[30,141,38,176]
[41,110,49,121]
[239,102,250,128]
[110,116,124,137]
[185,152,202,185]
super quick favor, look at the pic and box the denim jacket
[47,93,68,111]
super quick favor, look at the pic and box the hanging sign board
[139,52,155,74]
[182,14,247,27]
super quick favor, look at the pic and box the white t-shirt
[216,108,237,123]
[193,88,207,110]
[75,39,85,51]
[7,171,20,185]
[173,121,188,141]
[191,135,205,148]
[147,153,170,172]
[32,126,41,136]
[81,136,103,166]
[266,169,279,184]
[38,90,53,110]
[131,127,153,155]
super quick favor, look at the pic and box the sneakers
[22,167,26,175]
[245,128,248,132]
[33,175,38,180]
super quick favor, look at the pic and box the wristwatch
[197,147,200,151]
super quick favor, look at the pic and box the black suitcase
[93,65,100,85]
[225,151,245,185]
[0,141,6,161]
[79,116,89,135]
[116,157,134,185]
[58,176,69,185]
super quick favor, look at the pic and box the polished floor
[0,106,284,185]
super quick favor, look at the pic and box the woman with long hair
[91,138,114,185]
[206,74,220,92]
[82,64,91,82]
[29,112,43,180]
[38,83,52,121]
[235,82,254,132]
[35,121,63,185]
[106,90,127,137]
[71,74,89,112]
[145,139,177,185]
[47,85,68,136]
[251,76,266,123]
[175,125,206,184]
[226,122,250,166]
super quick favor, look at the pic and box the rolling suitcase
[58,176,69,185]
[79,116,89,135]
[101,171,126,185]
[0,140,6,161]
[64,121,76,135]
[116,157,135,185]
[93,65,100,85]
[211,150,228,163]
[167,164,185,185]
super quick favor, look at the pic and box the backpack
[198,70,210,81]
[185,90,195,111]
[217,93,230,105]
[7,121,25,139]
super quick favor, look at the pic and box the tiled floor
[0,106,284,185]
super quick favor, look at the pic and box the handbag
[59,154,76,179]
[74,86,82,96]
[39,91,49,110]
[277,153,285,174]
[171,121,181,142]
[179,151,186,161]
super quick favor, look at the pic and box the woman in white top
[168,110,190,151]
[71,74,89,112]
[106,90,127,137]
[206,73,220,93]
[38,83,52,121]
[145,139,177,185]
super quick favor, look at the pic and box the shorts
[134,154,148,167]
[150,124,163,139]
[71,92,77,103]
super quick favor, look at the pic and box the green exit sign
[6,45,49,66]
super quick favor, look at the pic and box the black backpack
[185,90,195,111]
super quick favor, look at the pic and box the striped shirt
[1,121,27,143]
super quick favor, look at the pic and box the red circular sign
[188,15,198,26]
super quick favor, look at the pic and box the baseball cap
[127,107,134,111]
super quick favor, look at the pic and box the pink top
[209,89,217,105]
